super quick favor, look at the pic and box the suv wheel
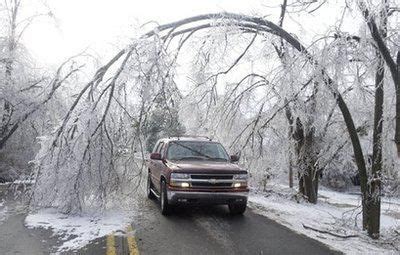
[160,180,172,215]
[147,174,156,200]
[228,203,247,215]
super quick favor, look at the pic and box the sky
[20,0,357,67]
[23,0,269,65]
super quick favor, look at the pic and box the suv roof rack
[168,135,212,141]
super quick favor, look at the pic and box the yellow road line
[126,225,140,255]
[106,233,117,255]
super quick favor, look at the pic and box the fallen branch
[302,224,359,238]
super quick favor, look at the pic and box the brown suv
[146,136,249,215]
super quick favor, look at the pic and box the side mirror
[150,152,162,160]
[230,155,239,162]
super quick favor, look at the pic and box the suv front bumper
[167,190,248,205]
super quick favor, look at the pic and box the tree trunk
[367,55,384,238]
[284,100,295,188]
[298,172,305,195]
[300,82,319,203]
[303,169,318,203]
[367,3,387,238]
[360,2,400,157]
[291,114,319,203]
[301,127,318,204]
[292,117,307,195]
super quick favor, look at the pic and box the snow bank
[25,208,131,253]
[249,184,400,254]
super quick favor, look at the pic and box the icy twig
[302,224,359,238]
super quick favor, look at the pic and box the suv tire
[160,180,172,215]
[147,174,156,200]
[228,202,247,215]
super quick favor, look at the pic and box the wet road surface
[0,186,339,255]
[128,199,339,255]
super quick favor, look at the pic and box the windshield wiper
[206,157,228,161]
[173,156,207,160]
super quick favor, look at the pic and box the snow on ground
[25,208,132,253]
[0,184,9,224]
[0,199,8,224]
[248,183,400,254]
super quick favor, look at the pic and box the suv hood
[166,160,247,174]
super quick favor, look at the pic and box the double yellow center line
[106,225,139,255]
[126,225,139,255]
[106,234,117,255]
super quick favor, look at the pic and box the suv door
[149,141,160,192]
[151,141,165,193]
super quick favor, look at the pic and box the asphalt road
[0,189,340,255]
[129,199,339,255]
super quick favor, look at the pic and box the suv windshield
[166,141,229,161]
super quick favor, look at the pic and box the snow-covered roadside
[248,184,400,254]
[0,183,9,224]
[25,209,132,253]
[0,199,8,224]
[24,173,146,253]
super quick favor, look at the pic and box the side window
[157,142,165,155]
[153,142,160,153]
[160,142,168,157]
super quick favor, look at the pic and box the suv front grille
[190,174,233,188]
[191,174,233,180]
[191,182,230,187]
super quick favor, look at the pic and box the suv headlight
[233,173,248,188]
[170,173,190,180]
[170,173,191,188]
[233,173,248,180]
